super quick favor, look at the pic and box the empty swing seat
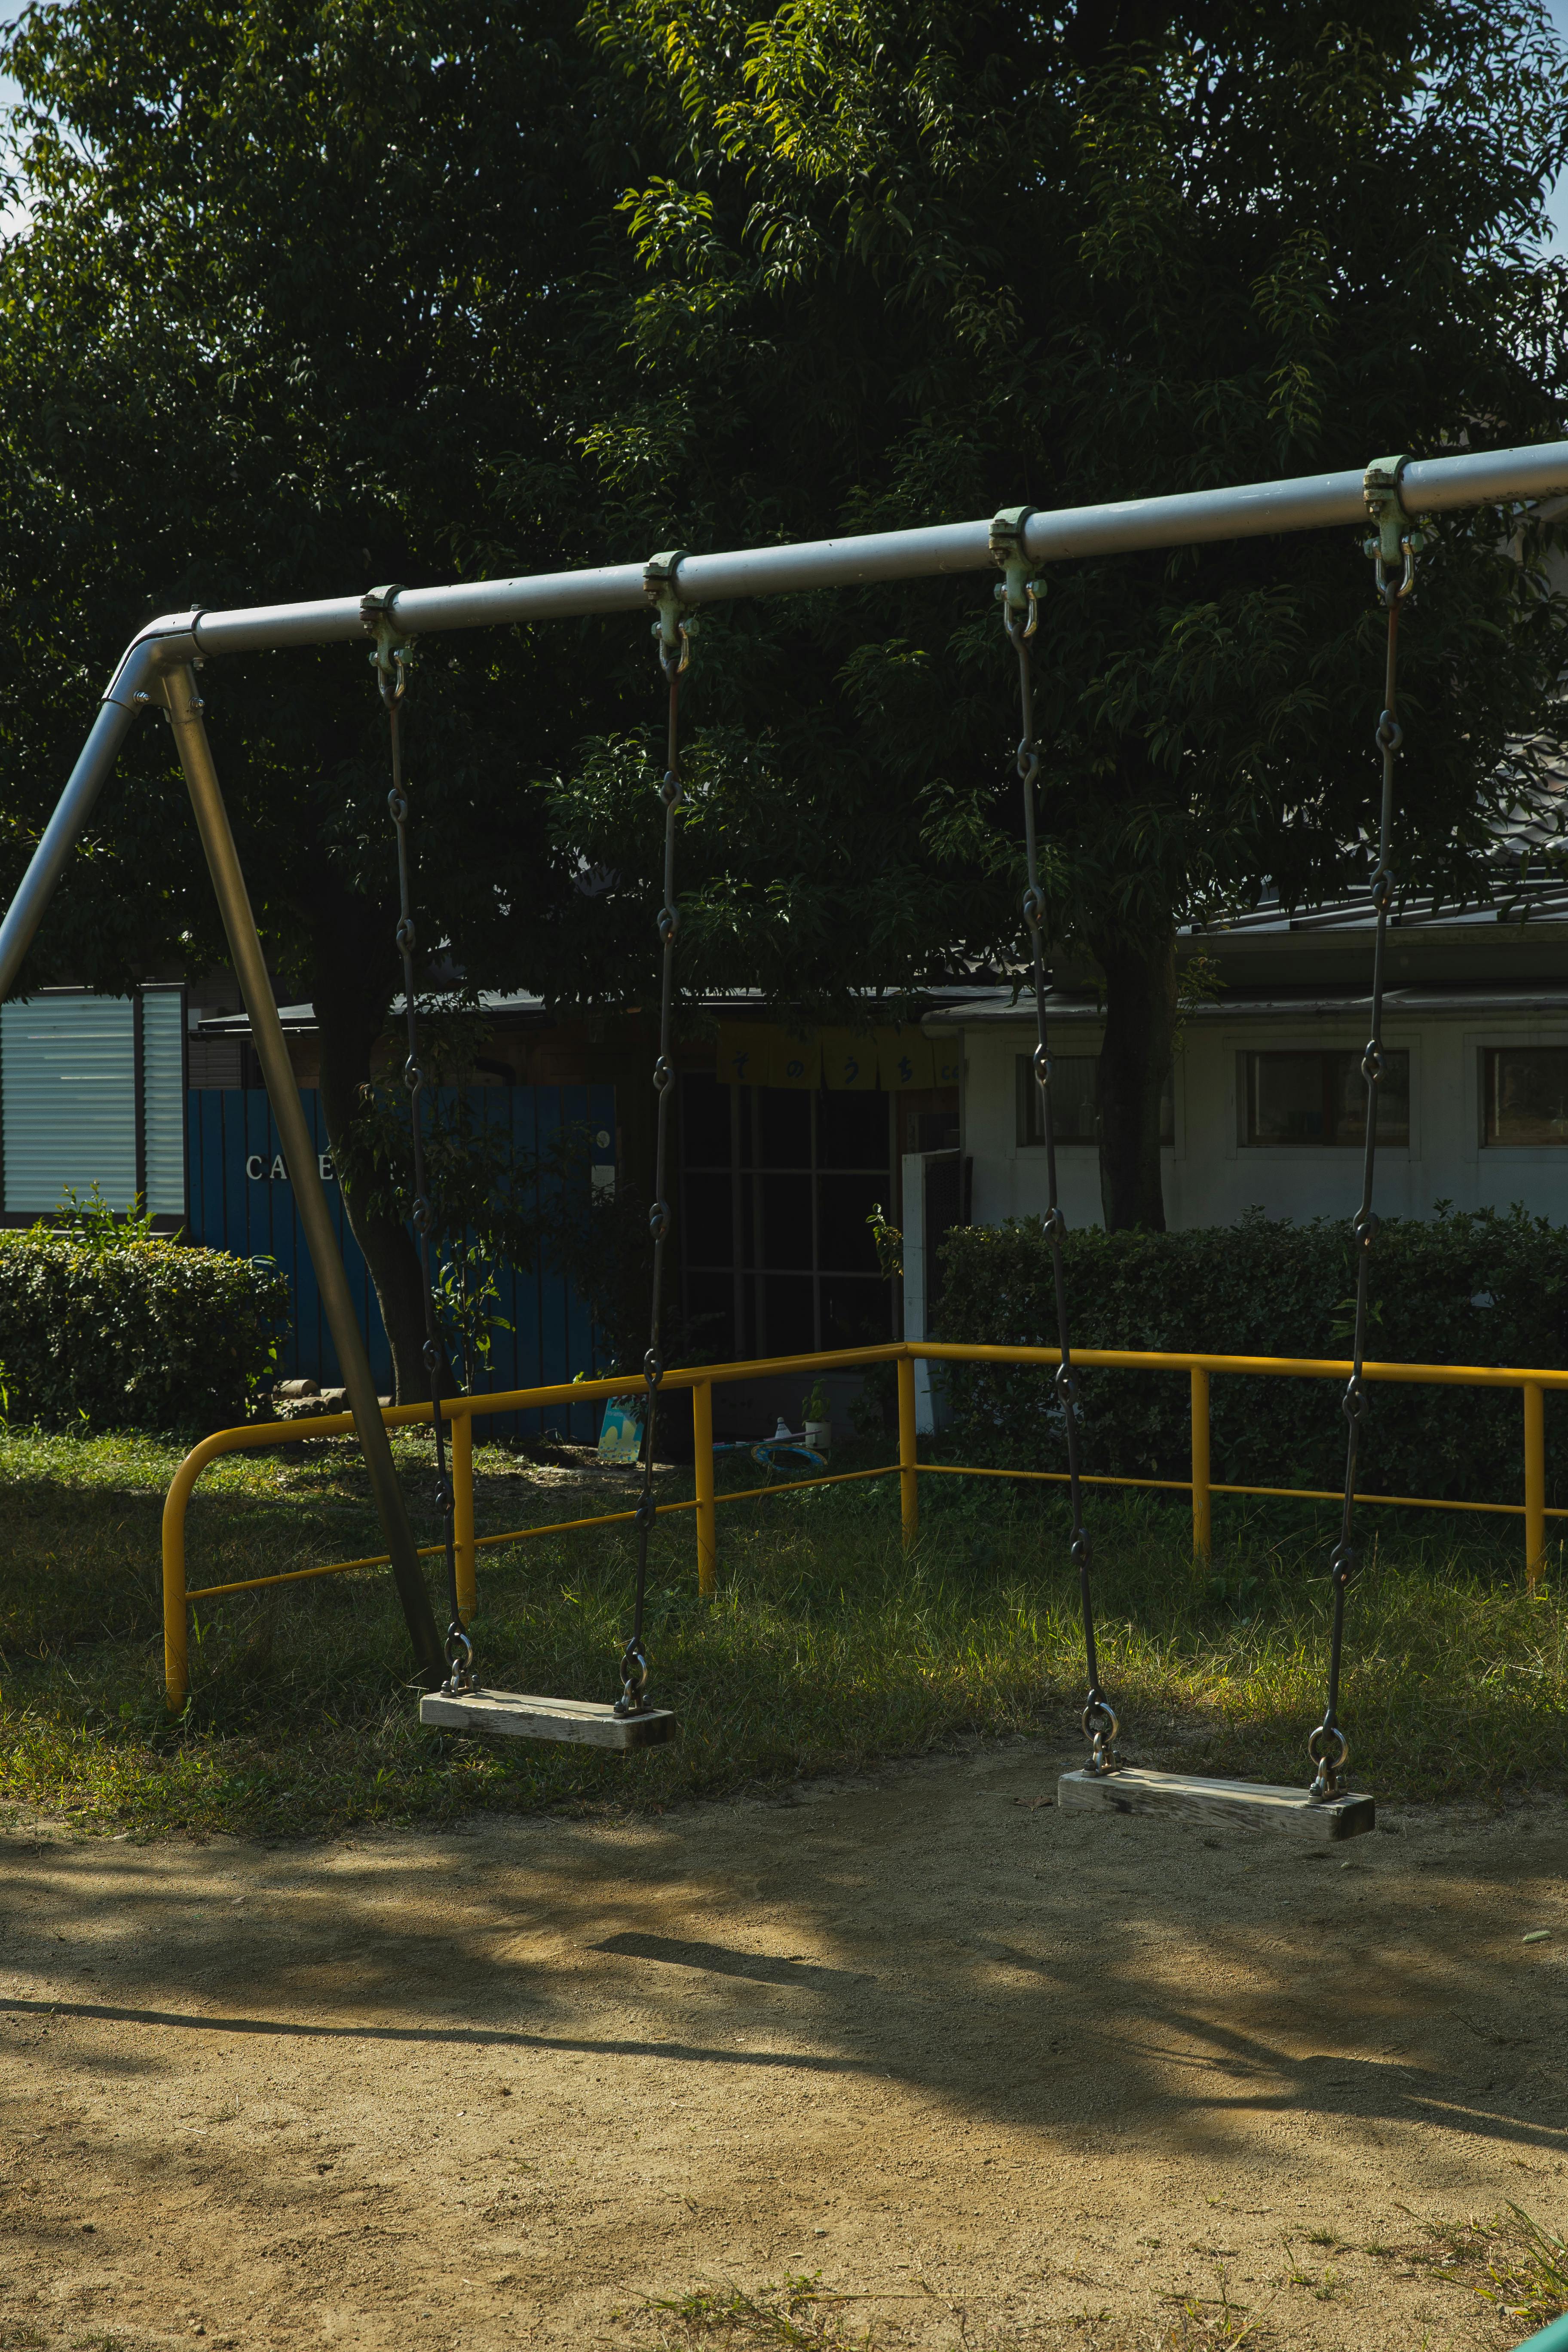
[420,1686,677,1749]
[1058,1764,1374,1841]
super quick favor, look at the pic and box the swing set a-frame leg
[158,662,446,1689]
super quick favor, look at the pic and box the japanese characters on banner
[714,1023,959,1091]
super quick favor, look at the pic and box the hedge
[934,1206,1568,1513]
[0,1227,291,1432]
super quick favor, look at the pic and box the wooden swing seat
[420,1686,677,1749]
[1058,1764,1375,1841]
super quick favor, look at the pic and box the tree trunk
[1094,924,1177,1233]
[310,896,435,1404]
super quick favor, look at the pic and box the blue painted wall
[185,1085,615,1439]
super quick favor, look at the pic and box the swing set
[4,439,1567,1830]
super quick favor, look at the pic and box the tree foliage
[579,0,1568,1221]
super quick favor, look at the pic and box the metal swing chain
[991,509,1118,1776]
[1310,461,1421,1801]
[617,551,694,1718]
[363,586,469,1696]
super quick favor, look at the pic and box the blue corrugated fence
[185,1085,615,1439]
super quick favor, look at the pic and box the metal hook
[1363,457,1421,602]
[645,549,697,677]
[362,584,414,701]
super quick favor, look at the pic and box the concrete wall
[950,1009,1568,1233]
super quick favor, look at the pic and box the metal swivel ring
[657,904,680,946]
[1307,1721,1349,1799]
[1041,1205,1066,1244]
[643,1346,664,1388]
[615,1638,651,1716]
[1069,1530,1092,1569]
[649,1199,671,1242]
[1341,1378,1365,1426]
[1375,710,1404,756]
[1055,1362,1079,1409]
[395,916,416,955]
[652,1054,674,1093]
[412,1194,434,1235]
[1328,1539,1357,1587]
[404,1058,423,1093]
[387,788,409,823]
[444,1627,474,1694]
[1084,1697,1120,1774]
[1021,882,1046,929]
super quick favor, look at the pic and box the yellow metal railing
[161,1339,1567,1708]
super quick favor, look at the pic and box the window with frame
[1237,1048,1409,1148]
[680,1073,898,1360]
[1015,1054,1174,1148]
[1482,1047,1568,1146]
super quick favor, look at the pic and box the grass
[1397,2202,1568,2333]
[0,1419,1565,1841]
[629,2199,1568,2352]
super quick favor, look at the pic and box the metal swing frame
[3,436,1567,1763]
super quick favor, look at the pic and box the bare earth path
[1,1744,1564,2352]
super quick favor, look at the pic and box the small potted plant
[802,1380,832,1454]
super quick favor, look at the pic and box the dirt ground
[1,1742,1564,2352]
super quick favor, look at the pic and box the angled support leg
[156,661,445,1687]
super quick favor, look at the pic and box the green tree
[581,0,1568,1226]
[0,0,641,1393]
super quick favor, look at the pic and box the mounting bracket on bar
[644,548,697,659]
[989,506,1046,616]
[1363,456,1425,598]
[362,582,414,694]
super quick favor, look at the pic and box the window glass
[1238,1050,1409,1148]
[1483,1047,1568,1146]
[1016,1054,1173,1147]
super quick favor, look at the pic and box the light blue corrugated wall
[1,995,137,1211]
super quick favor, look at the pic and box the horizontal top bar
[144,436,1568,671]
[168,1334,1568,1482]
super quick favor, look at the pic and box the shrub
[934,1206,1568,1510]
[0,1208,290,1432]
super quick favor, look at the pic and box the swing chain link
[615,552,695,1718]
[362,585,470,1695]
[1310,465,1421,1800]
[990,507,1116,1776]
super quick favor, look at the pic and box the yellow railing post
[1190,1366,1212,1566]
[452,1406,477,1618]
[692,1379,717,1598]
[1524,1380,1546,1588]
[162,1492,190,1714]
[897,1352,919,1551]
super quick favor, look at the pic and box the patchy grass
[1393,2202,1568,2333]
[644,2275,890,2352]
[0,1420,1565,1841]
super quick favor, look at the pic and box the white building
[922,874,1568,1246]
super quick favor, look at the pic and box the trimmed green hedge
[934,1207,1568,1513]
[0,1228,290,1432]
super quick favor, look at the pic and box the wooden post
[693,1379,717,1599]
[1191,1366,1212,1566]
[1524,1380,1546,1589]
[452,1407,477,1618]
[897,1352,919,1552]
